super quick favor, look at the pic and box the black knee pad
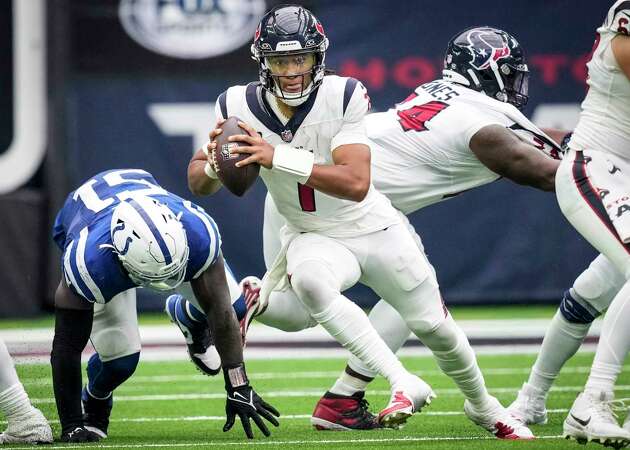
[559,290,599,324]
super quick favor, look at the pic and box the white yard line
[27,385,630,405]
[5,434,566,450]
[1,409,577,426]
[19,364,619,386]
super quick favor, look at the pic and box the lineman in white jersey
[191,9,534,438]
[253,26,557,436]
[544,1,630,446]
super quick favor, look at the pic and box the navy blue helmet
[443,26,529,108]
[251,5,329,104]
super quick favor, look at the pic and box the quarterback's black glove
[222,364,280,439]
[60,426,102,443]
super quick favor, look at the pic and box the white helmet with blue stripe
[110,195,189,291]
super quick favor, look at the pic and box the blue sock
[87,352,140,399]
[182,294,246,322]
[224,262,246,321]
[232,295,246,321]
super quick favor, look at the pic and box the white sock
[0,383,33,419]
[0,339,19,392]
[527,310,591,397]
[418,315,490,409]
[311,296,411,387]
[329,371,370,396]
[585,281,630,393]
[257,289,317,332]
[345,300,412,380]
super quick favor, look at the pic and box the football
[211,116,260,197]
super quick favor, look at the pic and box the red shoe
[310,391,382,431]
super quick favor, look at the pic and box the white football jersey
[368,79,561,214]
[216,75,400,237]
[569,0,630,159]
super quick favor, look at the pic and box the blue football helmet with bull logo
[443,26,529,108]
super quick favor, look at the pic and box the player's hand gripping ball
[211,116,260,197]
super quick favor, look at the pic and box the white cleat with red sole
[377,375,436,429]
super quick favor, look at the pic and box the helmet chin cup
[271,80,315,107]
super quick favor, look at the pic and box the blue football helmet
[443,26,529,108]
[251,4,329,106]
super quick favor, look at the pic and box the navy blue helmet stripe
[343,78,359,115]
[218,91,228,119]
[614,1,630,18]
[127,198,173,265]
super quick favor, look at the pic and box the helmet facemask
[256,48,326,107]
[121,239,190,291]
[251,5,329,107]
[500,63,529,108]
[110,197,190,292]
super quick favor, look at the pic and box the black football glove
[60,426,102,443]
[222,364,280,439]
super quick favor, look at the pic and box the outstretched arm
[190,253,243,366]
[470,124,560,192]
[51,281,100,442]
[191,254,280,438]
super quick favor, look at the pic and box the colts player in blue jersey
[50,169,279,442]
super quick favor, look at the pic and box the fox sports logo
[119,0,266,59]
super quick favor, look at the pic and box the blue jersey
[53,169,221,303]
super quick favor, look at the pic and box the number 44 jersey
[216,75,400,238]
[368,79,561,215]
[52,169,221,303]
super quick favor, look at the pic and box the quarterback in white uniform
[254,25,557,436]
[549,1,630,446]
[188,7,532,438]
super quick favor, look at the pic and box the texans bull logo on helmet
[465,29,512,70]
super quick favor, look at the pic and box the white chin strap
[273,82,314,107]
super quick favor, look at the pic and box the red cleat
[311,391,382,431]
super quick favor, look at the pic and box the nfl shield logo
[281,129,293,142]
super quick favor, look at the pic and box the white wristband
[204,161,218,180]
[272,144,314,184]
[202,140,211,157]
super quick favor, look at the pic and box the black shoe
[82,387,112,438]
[61,426,102,443]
